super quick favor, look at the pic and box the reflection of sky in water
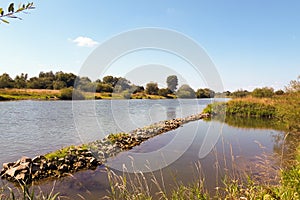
[0,99,215,163]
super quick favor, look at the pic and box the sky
[0,0,299,91]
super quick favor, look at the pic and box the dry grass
[0,89,60,94]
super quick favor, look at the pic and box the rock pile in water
[0,147,100,184]
[1,112,210,184]
[89,113,210,161]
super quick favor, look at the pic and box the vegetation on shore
[0,71,217,101]
[104,86,300,199]
[203,91,300,133]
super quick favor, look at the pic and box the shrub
[176,84,196,98]
[59,88,85,100]
[252,87,274,98]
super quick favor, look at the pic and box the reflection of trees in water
[166,107,176,119]
[221,116,300,169]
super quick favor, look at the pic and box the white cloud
[72,36,98,47]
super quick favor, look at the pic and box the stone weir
[0,113,210,184]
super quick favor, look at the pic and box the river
[0,99,285,199]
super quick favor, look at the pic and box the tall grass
[103,143,300,200]
[204,92,300,132]
[0,182,59,200]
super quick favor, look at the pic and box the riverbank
[0,112,210,184]
[199,92,300,199]
[0,88,177,101]
[203,92,300,133]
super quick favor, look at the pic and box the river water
[0,99,285,199]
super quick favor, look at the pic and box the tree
[145,82,159,95]
[285,75,300,93]
[158,88,171,97]
[0,73,14,88]
[96,83,113,93]
[196,88,215,98]
[55,71,77,88]
[176,84,196,98]
[252,87,274,98]
[275,89,284,95]
[114,77,131,92]
[53,81,67,90]
[103,76,119,87]
[130,85,144,94]
[14,73,28,88]
[231,89,249,98]
[59,88,85,100]
[166,75,178,92]
[75,77,95,92]
[0,2,35,24]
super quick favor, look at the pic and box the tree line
[0,72,216,98]
[1,72,298,99]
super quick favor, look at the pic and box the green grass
[203,92,300,132]
[0,89,60,100]
[0,89,179,101]
[107,132,129,144]
[44,144,88,160]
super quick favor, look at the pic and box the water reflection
[166,106,177,119]
[213,116,300,168]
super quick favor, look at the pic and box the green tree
[196,88,215,98]
[0,73,14,88]
[130,85,144,94]
[114,77,131,92]
[176,84,196,98]
[103,76,119,87]
[53,81,67,90]
[145,82,159,95]
[231,89,249,98]
[55,71,77,88]
[96,83,113,93]
[252,87,274,98]
[275,89,285,95]
[59,88,85,100]
[166,75,178,92]
[0,2,35,24]
[75,77,95,92]
[14,73,28,88]
[158,88,172,97]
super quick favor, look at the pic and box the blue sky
[0,0,299,91]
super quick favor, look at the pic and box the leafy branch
[0,2,35,24]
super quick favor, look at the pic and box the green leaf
[1,18,10,24]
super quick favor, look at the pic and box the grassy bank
[0,88,174,101]
[204,92,300,132]
[0,89,60,100]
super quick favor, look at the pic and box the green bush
[59,88,85,100]
[252,87,274,98]
[176,84,196,98]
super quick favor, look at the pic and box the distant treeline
[0,71,297,99]
[0,72,215,98]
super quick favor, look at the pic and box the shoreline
[0,112,210,184]
[0,88,220,101]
